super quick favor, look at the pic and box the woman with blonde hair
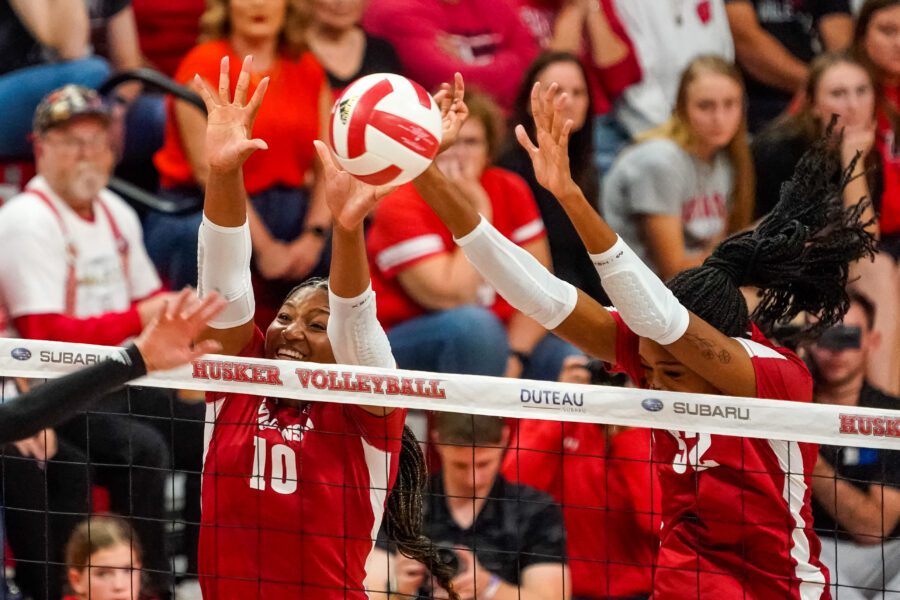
[149,0,333,326]
[601,54,754,280]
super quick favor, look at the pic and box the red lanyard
[27,187,131,316]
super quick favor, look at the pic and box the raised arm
[521,82,758,397]
[195,55,270,356]
[314,141,397,416]
[411,77,619,364]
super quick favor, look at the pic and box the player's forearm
[414,164,482,238]
[203,168,247,227]
[555,187,618,254]
[0,345,146,444]
[329,223,370,299]
[491,580,566,600]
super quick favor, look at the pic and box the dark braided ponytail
[668,126,877,341]
[384,426,459,600]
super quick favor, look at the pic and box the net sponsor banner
[2,338,899,450]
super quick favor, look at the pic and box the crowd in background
[0,0,898,599]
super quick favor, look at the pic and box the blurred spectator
[725,0,853,132]
[307,0,401,99]
[150,0,332,327]
[369,92,576,380]
[602,55,754,280]
[854,0,900,258]
[131,0,205,78]
[751,52,899,395]
[363,0,539,111]
[808,293,900,599]
[502,355,659,600]
[514,0,641,116]
[64,516,142,600]
[609,0,734,164]
[368,414,570,600]
[0,0,108,159]
[500,52,607,303]
[0,85,172,599]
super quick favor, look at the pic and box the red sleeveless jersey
[609,312,831,600]
[199,328,407,599]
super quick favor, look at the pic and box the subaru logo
[642,398,664,412]
[11,347,31,361]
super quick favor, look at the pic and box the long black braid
[384,426,459,599]
[668,126,877,341]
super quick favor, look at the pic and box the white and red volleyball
[329,73,442,186]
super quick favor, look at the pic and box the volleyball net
[1,337,898,599]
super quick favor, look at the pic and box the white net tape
[1,338,898,450]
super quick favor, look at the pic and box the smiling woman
[190,56,458,600]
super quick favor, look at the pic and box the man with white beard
[0,85,178,600]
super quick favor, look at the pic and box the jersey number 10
[249,435,299,494]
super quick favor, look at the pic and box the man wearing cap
[0,85,174,600]
[808,291,900,599]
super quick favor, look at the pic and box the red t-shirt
[155,40,325,195]
[502,422,658,598]
[132,0,205,78]
[366,167,546,329]
[199,329,407,599]
[608,312,830,600]
[875,87,900,236]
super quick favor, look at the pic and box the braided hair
[284,280,458,598]
[668,127,877,341]
[385,427,459,599]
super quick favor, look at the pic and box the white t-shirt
[601,138,733,270]
[614,0,735,135]
[0,176,161,320]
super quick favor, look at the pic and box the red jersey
[502,422,658,598]
[367,167,546,329]
[609,312,830,599]
[155,40,325,196]
[199,329,407,599]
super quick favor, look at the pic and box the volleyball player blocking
[328,78,872,598]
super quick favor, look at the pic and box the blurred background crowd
[0,0,898,599]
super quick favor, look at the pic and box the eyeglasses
[42,132,110,155]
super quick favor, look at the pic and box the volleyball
[329,73,442,187]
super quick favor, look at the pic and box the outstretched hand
[433,73,469,154]
[195,55,270,173]
[515,82,579,200]
[313,140,395,231]
[134,289,227,372]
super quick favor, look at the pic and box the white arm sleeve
[197,215,255,329]
[590,236,689,345]
[454,217,577,329]
[327,284,396,369]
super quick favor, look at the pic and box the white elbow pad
[197,216,255,329]
[327,284,396,369]
[590,237,689,345]
[455,217,577,329]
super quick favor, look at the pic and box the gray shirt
[601,138,733,271]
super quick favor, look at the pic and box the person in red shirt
[148,0,333,327]
[502,356,659,599]
[191,56,457,600]
[851,0,900,395]
[384,79,877,597]
[368,91,578,380]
